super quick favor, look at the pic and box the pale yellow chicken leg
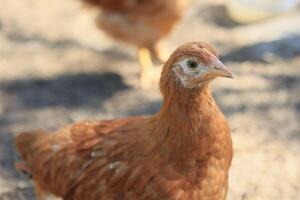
[151,41,170,63]
[138,47,156,89]
[138,45,166,89]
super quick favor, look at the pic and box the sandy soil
[0,0,300,199]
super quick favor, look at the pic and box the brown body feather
[15,42,233,200]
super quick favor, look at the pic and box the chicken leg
[138,47,155,89]
[150,41,170,63]
[138,42,169,88]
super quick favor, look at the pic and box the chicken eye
[187,60,198,70]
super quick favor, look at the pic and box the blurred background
[0,0,299,199]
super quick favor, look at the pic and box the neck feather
[159,84,213,131]
[148,84,223,168]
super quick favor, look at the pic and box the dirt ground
[0,0,300,199]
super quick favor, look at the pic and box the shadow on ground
[0,132,18,179]
[0,72,130,109]
[221,35,300,63]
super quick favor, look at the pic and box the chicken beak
[209,57,234,79]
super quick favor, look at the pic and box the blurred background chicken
[81,0,190,88]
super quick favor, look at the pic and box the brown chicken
[15,42,234,200]
[81,0,190,88]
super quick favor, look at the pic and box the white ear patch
[173,65,189,87]
[172,57,208,88]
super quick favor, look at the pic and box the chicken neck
[148,83,226,170]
